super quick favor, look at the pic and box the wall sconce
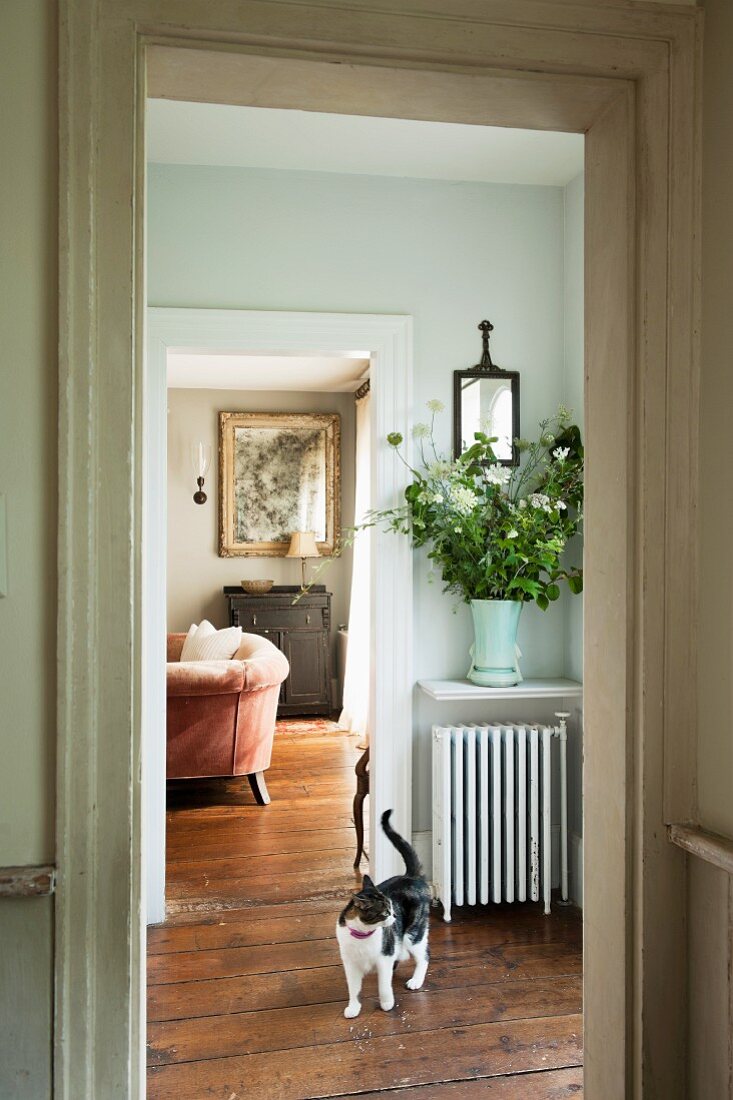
[191,442,212,505]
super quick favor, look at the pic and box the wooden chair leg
[353,747,370,869]
[353,788,366,869]
[248,771,270,806]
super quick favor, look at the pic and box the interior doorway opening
[145,307,413,925]
[144,94,585,1097]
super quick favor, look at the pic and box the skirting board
[413,828,584,909]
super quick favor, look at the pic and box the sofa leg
[248,771,271,806]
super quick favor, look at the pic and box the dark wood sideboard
[224,586,332,717]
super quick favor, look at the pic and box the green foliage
[365,404,584,609]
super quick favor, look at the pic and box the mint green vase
[468,599,523,687]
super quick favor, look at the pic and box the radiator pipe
[555,712,571,904]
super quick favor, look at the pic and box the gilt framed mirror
[453,320,520,466]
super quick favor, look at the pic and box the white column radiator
[432,716,569,922]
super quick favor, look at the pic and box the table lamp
[286,530,320,587]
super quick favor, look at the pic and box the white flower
[518,499,528,510]
[448,484,478,515]
[507,528,519,538]
[541,432,555,447]
[431,492,444,504]
[557,500,567,511]
[485,463,511,486]
[428,460,452,478]
[553,446,570,462]
[426,399,445,414]
[412,423,430,439]
[454,526,462,534]
[558,403,572,420]
[530,492,553,513]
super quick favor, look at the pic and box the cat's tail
[381,809,422,878]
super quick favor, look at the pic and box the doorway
[145,308,412,920]
[144,96,585,1094]
[57,8,699,1099]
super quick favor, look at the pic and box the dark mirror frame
[453,368,521,466]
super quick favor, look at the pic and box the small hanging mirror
[453,320,520,466]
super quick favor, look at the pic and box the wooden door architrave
[58,2,701,1097]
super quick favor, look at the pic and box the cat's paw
[344,1002,361,1019]
[405,976,425,990]
[379,996,395,1012]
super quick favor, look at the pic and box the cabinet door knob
[252,614,257,626]
[306,613,311,625]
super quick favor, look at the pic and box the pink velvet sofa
[166,631,290,805]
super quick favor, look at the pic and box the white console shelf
[417,677,583,702]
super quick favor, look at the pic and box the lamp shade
[286,531,320,559]
[190,441,212,479]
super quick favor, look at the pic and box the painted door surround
[145,307,413,924]
[57,3,701,1098]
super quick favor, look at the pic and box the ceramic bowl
[241,579,274,594]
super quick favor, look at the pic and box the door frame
[144,307,413,923]
[57,2,701,1097]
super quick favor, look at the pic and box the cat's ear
[362,874,375,891]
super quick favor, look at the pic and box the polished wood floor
[147,720,583,1099]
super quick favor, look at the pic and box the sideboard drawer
[236,606,325,631]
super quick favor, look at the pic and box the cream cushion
[180,620,243,661]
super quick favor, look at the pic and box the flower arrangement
[376,401,584,610]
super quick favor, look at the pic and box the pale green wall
[148,161,585,831]
[0,897,54,1098]
[147,164,577,680]
[0,0,57,868]
[0,3,56,1096]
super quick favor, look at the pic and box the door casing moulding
[57,1,701,1097]
[144,307,413,924]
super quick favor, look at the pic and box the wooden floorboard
[335,1068,584,1098]
[148,977,581,1064]
[148,1015,582,1098]
[148,905,580,958]
[148,718,583,1098]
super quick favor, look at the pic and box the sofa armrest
[233,633,290,692]
[241,652,290,692]
[167,660,245,697]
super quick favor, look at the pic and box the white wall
[167,386,356,683]
[148,161,585,842]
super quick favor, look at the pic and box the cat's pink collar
[349,927,376,939]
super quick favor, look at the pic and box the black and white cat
[336,809,431,1019]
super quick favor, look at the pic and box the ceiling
[166,351,370,392]
[147,100,585,187]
